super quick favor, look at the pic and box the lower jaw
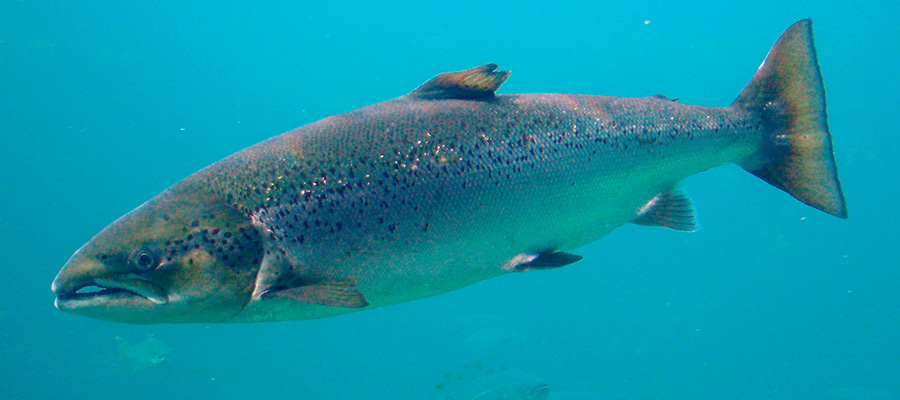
[55,290,157,313]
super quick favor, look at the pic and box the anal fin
[633,189,698,232]
[261,278,369,308]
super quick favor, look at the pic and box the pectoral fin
[251,238,369,308]
[261,278,369,308]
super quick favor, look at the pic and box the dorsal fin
[633,189,698,232]
[409,63,510,100]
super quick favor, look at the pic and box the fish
[52,19,845,324]
[436,368,551,400]
[114,336,170,371]
[465,370,551,400]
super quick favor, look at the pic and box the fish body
[52,20,845,324]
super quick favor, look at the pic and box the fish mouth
[54,278,168,310]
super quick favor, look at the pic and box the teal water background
[2,1,898,399]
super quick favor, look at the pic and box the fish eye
[133,250,157,271]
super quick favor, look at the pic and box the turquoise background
[1,1,898,399]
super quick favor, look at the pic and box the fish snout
[52,256,103,301]
[53,256,168,314]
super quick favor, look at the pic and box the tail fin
[733,19,847,218]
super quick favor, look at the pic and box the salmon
[52,19,845,324]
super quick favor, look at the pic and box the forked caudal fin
[733,19,847,218]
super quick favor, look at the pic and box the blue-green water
[2,1,898,399]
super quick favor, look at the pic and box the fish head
[52,185,264,324]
